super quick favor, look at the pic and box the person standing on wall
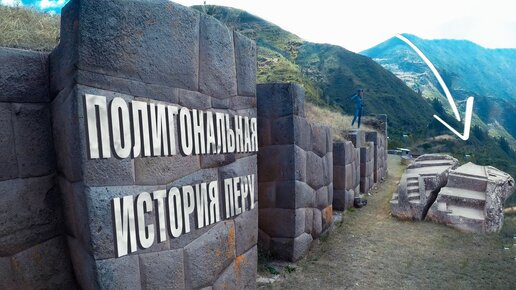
[351,88,364,128]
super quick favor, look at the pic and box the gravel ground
[260,155,516,289]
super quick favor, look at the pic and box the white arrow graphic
[395,34,474,141]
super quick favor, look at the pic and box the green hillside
[362,34,516,140]
[193,5,435,137]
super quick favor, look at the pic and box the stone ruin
[391,154,514,233]
[427,163,515,233]
[256,83,334,262]
[256,84,389,261]
[0,0,392,287]
[1,0,258,288]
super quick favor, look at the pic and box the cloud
[39,0,65,9]
[1,0,22,6]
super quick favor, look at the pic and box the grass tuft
[0,5,59,51]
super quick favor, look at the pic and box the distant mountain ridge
[361,34,516,140]
[192,5,435,137]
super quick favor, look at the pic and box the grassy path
[265,155,516,289]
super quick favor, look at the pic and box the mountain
[362,34,516,141]
[192,5,435,138]
[193,6,516,205]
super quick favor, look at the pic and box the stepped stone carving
[390,154,458,220]
[427,163,515,233]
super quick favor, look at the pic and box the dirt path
[262,155,516,289]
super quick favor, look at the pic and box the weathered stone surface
[213,245,257,289]
[76,70,180,104]
[234,31,257,97]
[275,180,315,209]
[235,204,258,256]
[51,88,83,182]
[178,89,211,110]
[0,257,16,289]
[135,154,200,185]
[184,221,236,289]
[67,235,98,290]
[312,209,322,238]
[0,175,62,256]
[0,47,49,102]
[257,83,305,118]
[231,95,256,110]
[12,103,55,178]
[259,208,305,238]
[257,117,271,147]
[59,178,91,248]
[139,249,185,290]
[0,103,18,181]
[199,14,237,99]
[311,124,330,157]
[345,130,365,147]
[200,153,235,169]
[57,0,200,91]
[270,232,312,262]
[316,186,329,209]
[85,184,166,259]
[333,189,346,211]
[271,115,311,151]
[258,145,305,182]
[258,181,276,209]
[96,254,141,290]
[391,154,458,220]
[306,151,324,189]
[11,236,75,289]
[427,163,515,233]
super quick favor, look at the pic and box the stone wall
[48,0,258,289]
[333,141,360,210]
[0,48,76,288]
[257,83,333,262]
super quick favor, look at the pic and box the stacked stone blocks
[48,0,258,289]
[0,48,76,288]
[257,83,333,262]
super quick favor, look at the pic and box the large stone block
[306,151,324,189]
[259,208,305,238]
[333,189,346,211]
[178,89,212,110]
[258,145,305,183]
[258,181,276,209]
[57,0,200,91]
[234,203,258,256]
[256,83,305,118]
[96,254,141,290]
[84,184,167,259]
[0,103,17,181]
[230,95,256,110]
[12,103,55,178]
[67,235,98,290]
[135,154,200,185]
[271,115,311,151]
[76,70,180,104]
[316,186,329,209]
[11,236,76,289]
[269,232,312,262]
[311,124,331,157]
[184,220,236,289]
[0,47,49,102]
[139,249,185,290]
[200,153,235,169]
[0,175,62,256]
[213,245,257,289]
[234,31,257,97]
[59,177,92,248]
[275,180,315,209]
[257,117,271,147]
[0,257,16,289]
[199,14,237,99]
[51,88,83,182]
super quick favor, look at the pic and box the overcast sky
[3,0,515,52]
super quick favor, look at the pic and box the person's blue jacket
[351,94,363,108]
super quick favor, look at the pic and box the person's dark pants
[352,106,362,128]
